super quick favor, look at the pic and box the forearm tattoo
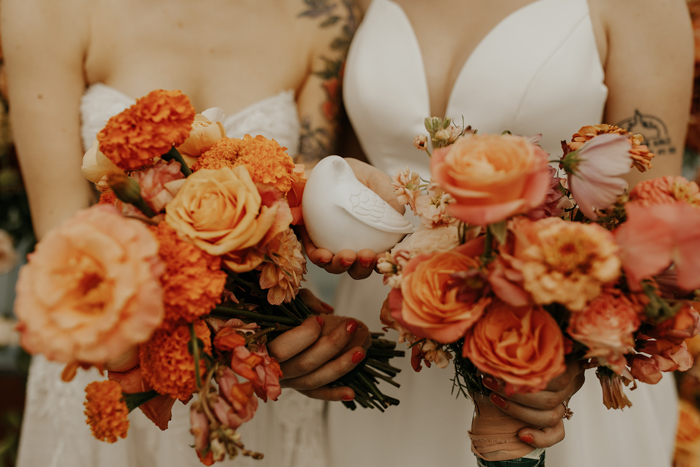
[616,110,676,156]
[296,0,357,164]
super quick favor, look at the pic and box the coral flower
[150,222,226,328]
[492,217,620,311]
[131,160,185,213]
[194,135,296,193]
[562,133,632,220]
[615,201,700,291]
[431,133,551,225]
[84,380,130,443]
[14,205,164,364]
[97,90,195,171]
[390,249,491,343]
[675,400,700,467]
[139,320,211,401]
[628,176,700,207]
[258,229,306,305]
[463,300,566,395]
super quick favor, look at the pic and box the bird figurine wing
[339,185,416,234]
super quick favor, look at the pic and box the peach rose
[176,111,226,167]
[81,139,124,185]
[165,166,288,256]
[567,291,640,373]
[463,300,566,394]
[431,134,550,225]
[14,205,164,364]
[389,250,490,343]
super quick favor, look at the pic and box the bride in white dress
[2,1,363,466]
[311,0,694,466]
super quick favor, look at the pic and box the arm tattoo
[297,0,357,164]
[616,110,676,156]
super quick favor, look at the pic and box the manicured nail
[490,393,507,409]
[519,434,534,444]
[482,376,499,391]
[346,320,359,335]
[360,258,374,268]
[315,316,324,327]
[340,259,354,268]
[351,351,365,364]
[321,302,334,313]
[342,393,355,401]
[318,257,331,264]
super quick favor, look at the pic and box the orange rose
[431,134,550,225]
[14,205,164,364]
[390,250,490,343]
[463,300,566,394]
[165,165,290,257]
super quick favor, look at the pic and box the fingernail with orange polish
[315,316,324,327]
[351,351,365,364]
[490,393,507,409]
[346,320,358,335]
[340,259,354,268]
[482,376,499,391]
[519,434,534,444]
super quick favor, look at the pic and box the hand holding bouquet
[379,118,700,464]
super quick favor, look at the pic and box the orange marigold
[194,135,296,193]
[97,90,195,171]
[139,320,212,401]
[151,222,227,328]
[568,124,655,173]
[98,190,118,206]
[84,380,129,443]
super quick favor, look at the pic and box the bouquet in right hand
[378,118,700,464]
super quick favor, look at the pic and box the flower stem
[162,146,192,177]
[189,323,202,391]
[212,306,301,326]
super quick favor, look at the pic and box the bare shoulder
[595,0,691,35]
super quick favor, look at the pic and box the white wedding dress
[17,84,329,467]
[327,0,679,466]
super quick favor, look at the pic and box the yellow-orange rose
[81,139,124,184]
[463,300,566,395]
[431,134,550,225]
[176,112,226,167]
[14,205,164,364]
[390,250,490,343]
[165,165,284,256]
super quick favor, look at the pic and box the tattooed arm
[595,0,693,186]
[295,0,359,169]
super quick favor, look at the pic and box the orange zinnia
[151,222,227,328]
[568,124,655,173]
[139,320,212,401]
[194,135,296,193]
[84,380,130,443]
[97,90,195,171]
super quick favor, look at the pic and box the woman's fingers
[297,385,355,402]
[297,288,334,315]
[280,318,361,380]
[281,345,366,391]
[299,226,334,267]
[518,420,566,449]
[486,392,568,428]
[483,372,584,412]
[348,249,378,280]
[267,316,323,363]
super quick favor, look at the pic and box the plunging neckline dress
[327,1,679,466]
[17,83,330,467]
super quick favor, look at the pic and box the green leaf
[124,390,159,412]
[488,221,508,246]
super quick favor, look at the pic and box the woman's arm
[2,0,93,239]
[599,0,694,184]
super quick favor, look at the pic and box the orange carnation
[84,380,129,443]
[628,176,700,207]
[97,90,195,171]
[151,222,226,328]
[194,135,296,193]
[139,320,211,400]
[463,300,566,395]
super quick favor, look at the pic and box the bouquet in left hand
[13,90,402,465]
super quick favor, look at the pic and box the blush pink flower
[131,159,185,213]
[526,165,567,220]
[392,167,422,212]
[628,354,662,384]
[615,201,700,291]
[562,133,632,220]
[230,345,283,401]
[431,134,551,225]
[190,403,210,452]
[415,182,458,228]
[628,176,700,207]
[567,291,641,374]
[214,366,258,429]
[14,205,164,364]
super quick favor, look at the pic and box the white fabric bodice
[344,0,607,178]
[18,84,328,467]
[329,1,678,467]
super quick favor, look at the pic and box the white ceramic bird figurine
[302,156,415,254]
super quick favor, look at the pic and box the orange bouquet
[380,118,700,465]
[13,90,402,465]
